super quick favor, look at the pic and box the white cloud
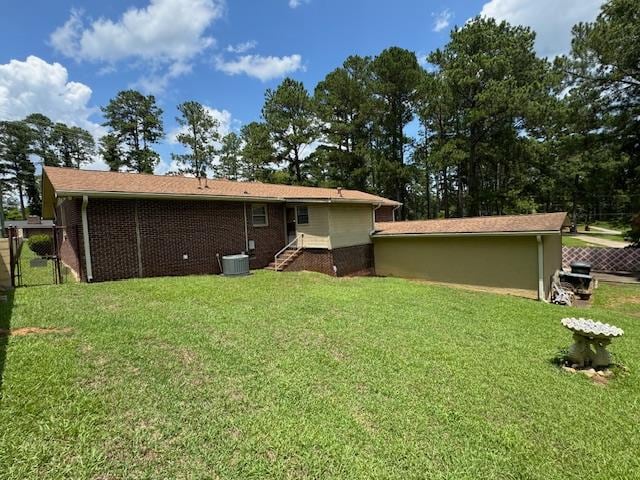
[49,8,85,58]
[226,41,257,54]
[167,106,235,145]
[215,54,303,81]
[51,0,223,63]
[479,0,603,57]
[432,9,453,32]
[133,61,193,95]
[288,0,310,8]
[0,56,104,138]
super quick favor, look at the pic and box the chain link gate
[8,226,66,287]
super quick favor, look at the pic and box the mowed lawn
[1,271,639,479]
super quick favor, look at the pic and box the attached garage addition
[372,213,568,300]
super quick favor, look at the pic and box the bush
[27,234,53,257]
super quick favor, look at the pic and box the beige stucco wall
[296,204,331,248]
[329,204,374,249]
[373,235,543,299]
[294,203,374,249]
[543,234,562,295]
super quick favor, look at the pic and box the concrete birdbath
[561,317,624,368]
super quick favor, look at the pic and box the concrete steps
[265,248,301,271]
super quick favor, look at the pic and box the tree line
[1,0,638,239]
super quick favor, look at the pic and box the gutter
[243,202,249,252]
[391,204,401,221]
[54,190,400,208]
[371,203,382,234]
[59,190,284,204]
[81,195,93,282]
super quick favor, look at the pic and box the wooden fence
[0,238,10,290]
[563,246,640,272]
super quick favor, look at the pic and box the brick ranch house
[41,167,400,282]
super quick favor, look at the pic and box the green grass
[562,235,597,247]
[1,272,639,479]
[580,232,627,242]
[594,282,640,319]
[589,220,629,232]
[562,233,627,247]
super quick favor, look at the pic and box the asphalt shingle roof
[43,167,400,206]
[373,212,569,236]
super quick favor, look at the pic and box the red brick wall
[56,198,84,280]
[284,244,374,277]
[245,203,286,268]
[286,248,335,276]
[88,199,140,281]
[84,198,285,282]
[375,206,395,222]
[332,244,374,276]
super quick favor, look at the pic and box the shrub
[27,234,53,257]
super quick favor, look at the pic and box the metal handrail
[274,233,303,271]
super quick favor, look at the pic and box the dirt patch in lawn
[0,327,73,337]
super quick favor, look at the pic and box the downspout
[243,202,249,253]
[536,235,546,302]
[371,203,382,234]
[134,201,143,277]
[391,205,401,222]
[81,195,93,282]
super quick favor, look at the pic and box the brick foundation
[332,244,374,276]
[284,244,374,277]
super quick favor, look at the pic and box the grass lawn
[561,233,627,247]
[1,272,639,479]
[594,283,640,319]
[562,235,598,247]
[589,220,630,233]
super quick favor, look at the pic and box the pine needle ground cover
[0,272,638,479]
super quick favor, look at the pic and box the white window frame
[251,204,269,227]
[296,205,309,225]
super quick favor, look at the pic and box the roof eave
[57,190,286,203]
[55,190,395,206]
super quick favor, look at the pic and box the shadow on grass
[0,290,14,398]
[548,347,570,367]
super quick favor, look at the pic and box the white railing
[274,233,304,271]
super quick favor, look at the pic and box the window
[296,206,309,225]
[251,204,268,227]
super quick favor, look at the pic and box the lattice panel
[563,247,640,272]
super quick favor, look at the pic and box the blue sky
[0,0,604,173]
